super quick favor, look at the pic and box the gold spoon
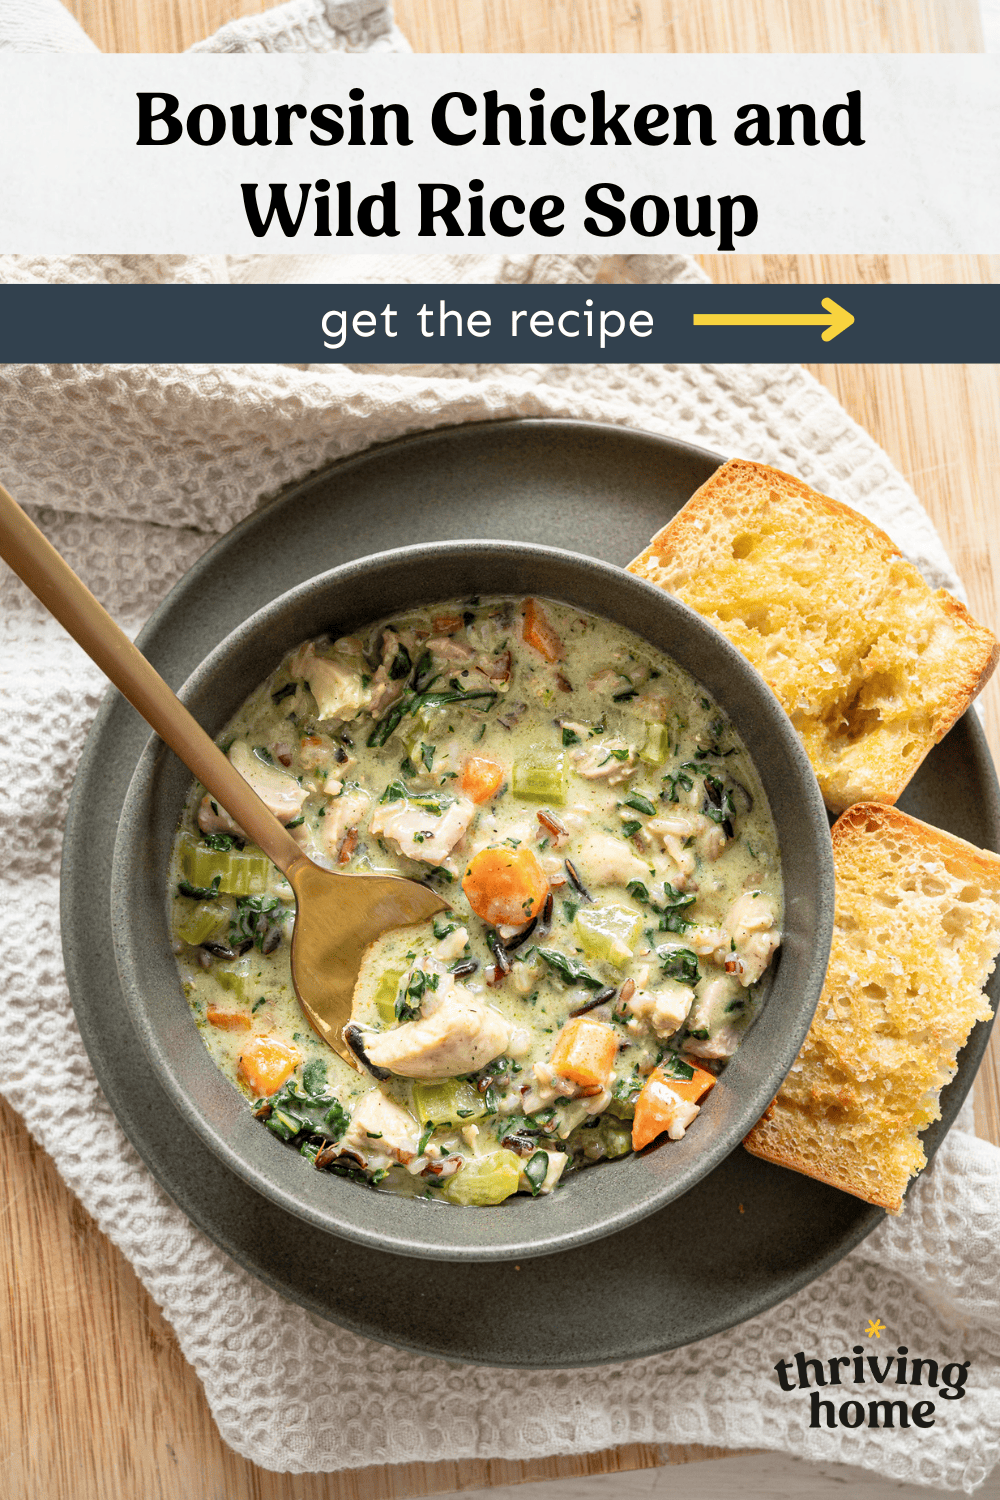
[0,482,450,1072]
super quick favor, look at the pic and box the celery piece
[607,1077,641,1120]
[600,1118,634,1159]
[175,899,230,947]
[412,1078,488,1128]
[372,969,406,1026]
[512,751,567,805]
[605,1097,634,1121]
[443,1149,522,1205]
[214,958,260,1003]
[573,904,643,969]
[639,722,671,767]
[180,833,274,896]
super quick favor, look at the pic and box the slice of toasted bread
[744,804,1000,1213]
[628,459,998,814]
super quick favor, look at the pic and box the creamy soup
[168,595,783,1205]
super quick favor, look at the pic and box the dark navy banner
[0,284,995,363]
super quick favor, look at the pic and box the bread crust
[743,1105,904,1213]
[628,460,998,814]
[833,801,1000,880]
[743,803,1000,1214]
[629,458,903,578]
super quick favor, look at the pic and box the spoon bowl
[286,859,448,1067]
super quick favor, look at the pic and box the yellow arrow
[693,296,855,343]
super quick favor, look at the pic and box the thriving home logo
[774,1347,970,1430]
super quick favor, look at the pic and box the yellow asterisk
[866,1318,886,1339]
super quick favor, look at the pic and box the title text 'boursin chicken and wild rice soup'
[168,595,783,1206]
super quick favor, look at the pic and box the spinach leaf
[177,876,221,900]
[367,699,410,749]
[261,1079,349,1145]
[613,1076,642,1107]
[388,644,412,680]
[524,1151,549,1196]
[657,947,700,986]
[412,650,436,691]
[659,882,697,934]
[202,832,243,852]
[302,1058,327,1095]
[659,1052,695,1082]
[662,769,693,802]
[703,772,736,828]
[536,948,604,990]
[379,778,410,804]
[396,968,437,1022]
[417,688,498,713]
[230,894,286,952]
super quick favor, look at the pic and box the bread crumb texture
[628,459,998,813]
[744,804,1000,1213]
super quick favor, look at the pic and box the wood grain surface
[4,3,997,1499]
[63,0,985,56]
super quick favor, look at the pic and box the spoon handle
[0,481,303,876]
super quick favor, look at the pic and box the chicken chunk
[367,664,406,722]
[364,981,509,1078]
[197,739,308,836]
[719,890,780,986]
[647,810,726,882]
[339,1088,421,1170]
[685,975,745,1059]
[426,635,475,662]
[572,831,650,889]
[586,668,631,695]
[435,924,469,961]
[319,788,372,859]
[571,736,637,784]
[370,795,474,867]
[298,733,342,773]
[288,641,371,723]
[624,979,695,1039]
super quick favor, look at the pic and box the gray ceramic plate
[111,540,833,1263]
[62,420,1000,1364]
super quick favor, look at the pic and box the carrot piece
[631,1063,716,1151]
[433,613,464,634]
[461,755,505,805]
[237,1035,301,1097]
[462,846,549,927]
[549,1016,618,1090]
[206,1005,252,1033]
[522,598,564,663]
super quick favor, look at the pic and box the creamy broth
[168,596,783,1205]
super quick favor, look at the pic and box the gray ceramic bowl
[112,540,834,1263]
